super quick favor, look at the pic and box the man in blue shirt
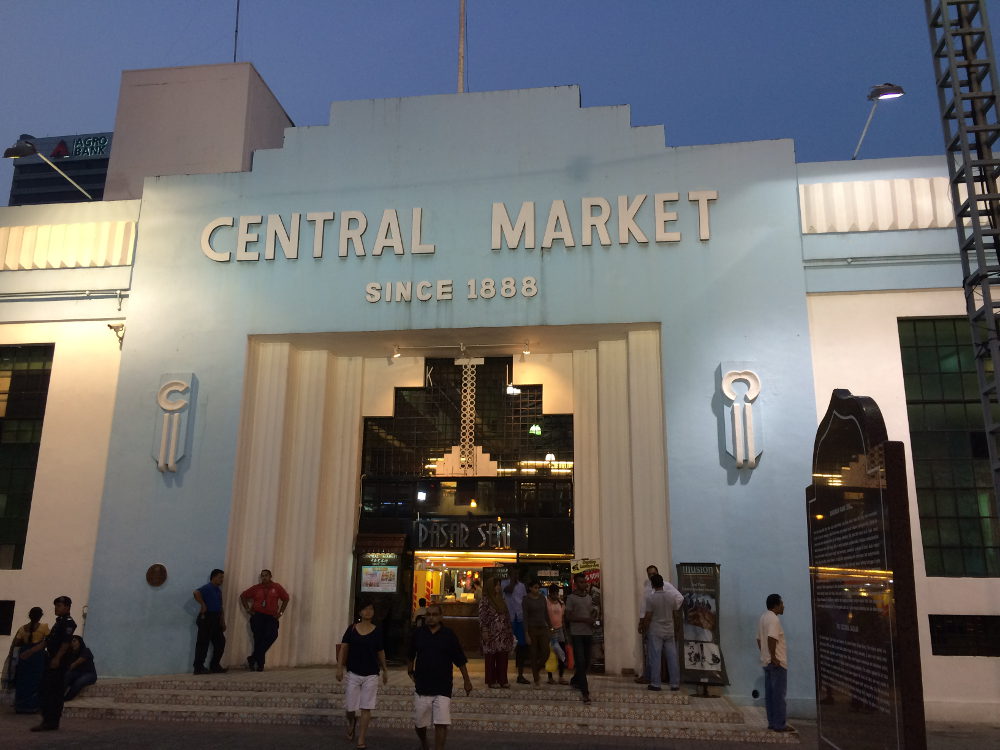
[192,569,227,674]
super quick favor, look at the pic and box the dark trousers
[64,669,97,700]
[194,612,226,669]
[571,634,593,696]
[527,626,550,679]
[39,666,67,728]
[763,665,788,730]
[249,612,280,669]
[484,651,509,686]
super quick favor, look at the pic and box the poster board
[676,562,729,686]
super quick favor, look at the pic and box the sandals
[346,717,357,741]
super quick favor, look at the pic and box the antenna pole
[233,0,240,63]
[457,0,466,92]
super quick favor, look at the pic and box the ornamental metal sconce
[722,368,763,469]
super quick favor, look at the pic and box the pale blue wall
[86,87,817,709]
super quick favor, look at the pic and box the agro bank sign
[199,190,717,302]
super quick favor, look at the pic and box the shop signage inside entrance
[414,518,516,550]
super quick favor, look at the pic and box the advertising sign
[571,558,604,673]
[360,565,398,593]
[677,562,729,686]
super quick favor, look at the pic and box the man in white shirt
[639,573,684,690]
[634,564,658,684]
[756,593,793,733]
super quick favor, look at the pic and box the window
[898,319,1000,576]
[0,344,54,569]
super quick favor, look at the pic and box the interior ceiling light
[506,384,521,395]
[544,453,555,462]
[470,499,478,508]
[522,342,531,355]
[528,424,542,436]
[392,345,401,358]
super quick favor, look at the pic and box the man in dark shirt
[192,569,227,674]
[407,604,472,750]
[27,595,77,732]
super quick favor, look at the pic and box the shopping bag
[545,648,559,674]
[564,642,574,670]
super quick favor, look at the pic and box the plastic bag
[545,648,559,674]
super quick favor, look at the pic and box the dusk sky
[2,0,999,205]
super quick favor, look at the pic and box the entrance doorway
[355,356,574,658]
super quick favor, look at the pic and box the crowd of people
[6,563,792,744]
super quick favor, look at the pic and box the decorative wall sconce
[722,368,763,469]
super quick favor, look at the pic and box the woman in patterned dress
[479,576,515,689]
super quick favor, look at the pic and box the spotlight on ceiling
[392,345,401,358]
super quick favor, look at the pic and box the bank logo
[153,375,192,472]
[721,368,762,469]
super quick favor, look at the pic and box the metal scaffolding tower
[927,0,1000,514]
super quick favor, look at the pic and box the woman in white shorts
[337,600,388,749]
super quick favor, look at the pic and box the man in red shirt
[240,569,290,672]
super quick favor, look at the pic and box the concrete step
[66,669,798,744]
[99,688,741,723]
[64,699,796,743]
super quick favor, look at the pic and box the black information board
[806,390,925,750]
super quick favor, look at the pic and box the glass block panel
[0,344,54,571]
[897,321,917,347]
[957,492,980,517]
[941,374,963,399]
[939,519,961,546]
[942,548,965,576]
[936,491,957,517]
[914,320,937,343]
[931,462,953,488]
[920,518,940,546]
[938,347,961,373]
[934,319,959,344]
[918,348,940,373]
[963,547,986,576]
[917,493,937,516]
[923,547,943,576]
[960,518,984,546]
[920,374,942,400]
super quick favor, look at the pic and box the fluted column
[269,348,330,666]
[627,329,670,672]
[597,339,633,675]
[224,340,291,667]
[309,355,364,664]
[572,348,600,558]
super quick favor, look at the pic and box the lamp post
[852,83,905,160]
[3,134,93,200]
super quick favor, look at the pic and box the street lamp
[851,83,906,160]
[3,134,93,200]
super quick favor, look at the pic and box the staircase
[63,666,798,743]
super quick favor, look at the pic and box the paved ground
[1,712,997,750]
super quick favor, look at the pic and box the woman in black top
[63,636,97,700]
[336,600,387,750]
